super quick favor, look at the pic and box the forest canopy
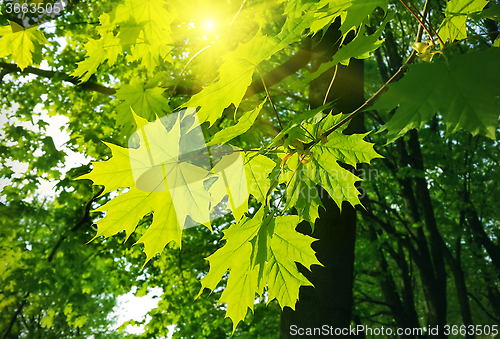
[0,0,499,337]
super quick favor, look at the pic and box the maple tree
[1,0,499,337]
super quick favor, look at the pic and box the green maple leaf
[281,113,382,215]
[112,0,171,26]
[77,142,135,196]
[339,0,388,34]
[78,109,270,262]
[0,22,49,71]
[109,0,174,71]
[115,19,144,48]
[371,48,500,141]
[77,112,203,261]
[218,242,259,329]
[128,29,172,71]
[438,0,488,42]
[115,79,170,133]
[182,31,279,127]
[298,14,390,88]
[265,214,320,307]
[243,153,277,202]
[112,0,174,66]
[274,3,316,52]
[310,0,388,36]
[207,100,265,146]
[208,147,249,222]
[283,167,325,228]
[199,207,321,331]
[72,33,122,82]
[469,4,500,20]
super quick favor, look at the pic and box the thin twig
[229,0,247,25]
[257,67,283,130]
[170,45,211,98]
[323,64,338,105]
[304,0,433,150]
[398,0,437,47]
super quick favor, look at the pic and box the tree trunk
[280,21,365,338]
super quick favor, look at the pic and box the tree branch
[468,292,500,322]
[243,37,312,99]
[1,292,29,339]
[0,62,116,95]
[0,62,203,97]
[1,36,312,101]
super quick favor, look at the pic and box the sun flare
[204,19,215,32]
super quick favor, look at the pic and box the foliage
[1,0,499,336]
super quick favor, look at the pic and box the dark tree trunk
[372,26,450,335]
[279,21,365,338]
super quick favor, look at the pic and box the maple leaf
[0,22,49,70]
[111,0,174,71]
[310,0,388,36]
[283,167,325,228]
[77,142,135,196]
[72,30,122,82]
[182,31,279,127]
[371,48,500,141]
[78,109,257,262]
[280,113,382,218]
[438,0,488,42]
[207,100,265,146]
[243,153,277,202]
[298,14,390,88]
[115,78,170,134]
[199,207,321,331]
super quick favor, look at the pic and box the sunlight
[203,19,215,32]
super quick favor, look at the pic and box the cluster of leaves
[1,0,499,336]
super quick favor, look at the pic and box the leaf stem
[257,67,284,130]
[407,0,443,47]
[398,0,438,47]
[229,0,247,25]
[170,45,211,98]
[303,1,434,150]
[323,65,338,106]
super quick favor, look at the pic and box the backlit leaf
[371,48,500,141]
[0,22,48,70]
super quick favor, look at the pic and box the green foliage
[1,0,499,336]
[181,32,279,127]
[438,0,488,42]
[199,207,320,330]
[0,22,48,70]
[371,48,500,141]
[115,78,171,134]
[207,100,265,146]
